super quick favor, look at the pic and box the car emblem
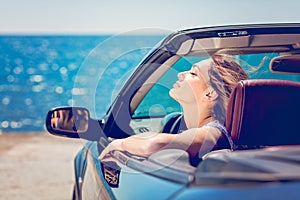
[101,161,121,188]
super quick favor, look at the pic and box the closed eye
[189,72,197,76]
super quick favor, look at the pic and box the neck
[181,102,213,129]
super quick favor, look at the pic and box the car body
[46,23,300,200]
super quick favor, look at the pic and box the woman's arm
[99,126,221,160]
[99,132,173,160]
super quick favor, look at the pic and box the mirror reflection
[270,55,300,73]
[50,107,89,133]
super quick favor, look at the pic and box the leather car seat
[226,79,300,149]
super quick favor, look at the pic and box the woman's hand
[99,139,124,161]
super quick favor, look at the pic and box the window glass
[238,53,300,82]
[132,56,207,118]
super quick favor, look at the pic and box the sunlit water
[0,35,165,133]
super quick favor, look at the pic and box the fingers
[99,139,124,161]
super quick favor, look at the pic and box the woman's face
[169,59,211,104]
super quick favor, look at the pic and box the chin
[169,89,178,101]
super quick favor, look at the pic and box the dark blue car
[46,23,300,200]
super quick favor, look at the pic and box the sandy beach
[0,132,85,200]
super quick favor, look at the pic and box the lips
[173,81,180,89]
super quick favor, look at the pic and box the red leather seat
[226,79,300,149]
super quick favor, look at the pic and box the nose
[178,71,187,81]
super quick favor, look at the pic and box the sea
[0,34,166,133]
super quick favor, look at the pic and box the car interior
[129,28,300,136]
[127,28,300,174]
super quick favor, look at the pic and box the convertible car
[46,23,300,200]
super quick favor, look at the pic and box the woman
[99,54,248,163]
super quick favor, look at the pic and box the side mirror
[46,107,92,138]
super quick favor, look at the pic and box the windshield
[132,52,300,119]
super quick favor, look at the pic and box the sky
[0,0,300,34]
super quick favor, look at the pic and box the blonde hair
[208,54,249,123]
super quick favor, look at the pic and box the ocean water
[0,35,165,133]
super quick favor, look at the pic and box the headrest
[226,79,300,148]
